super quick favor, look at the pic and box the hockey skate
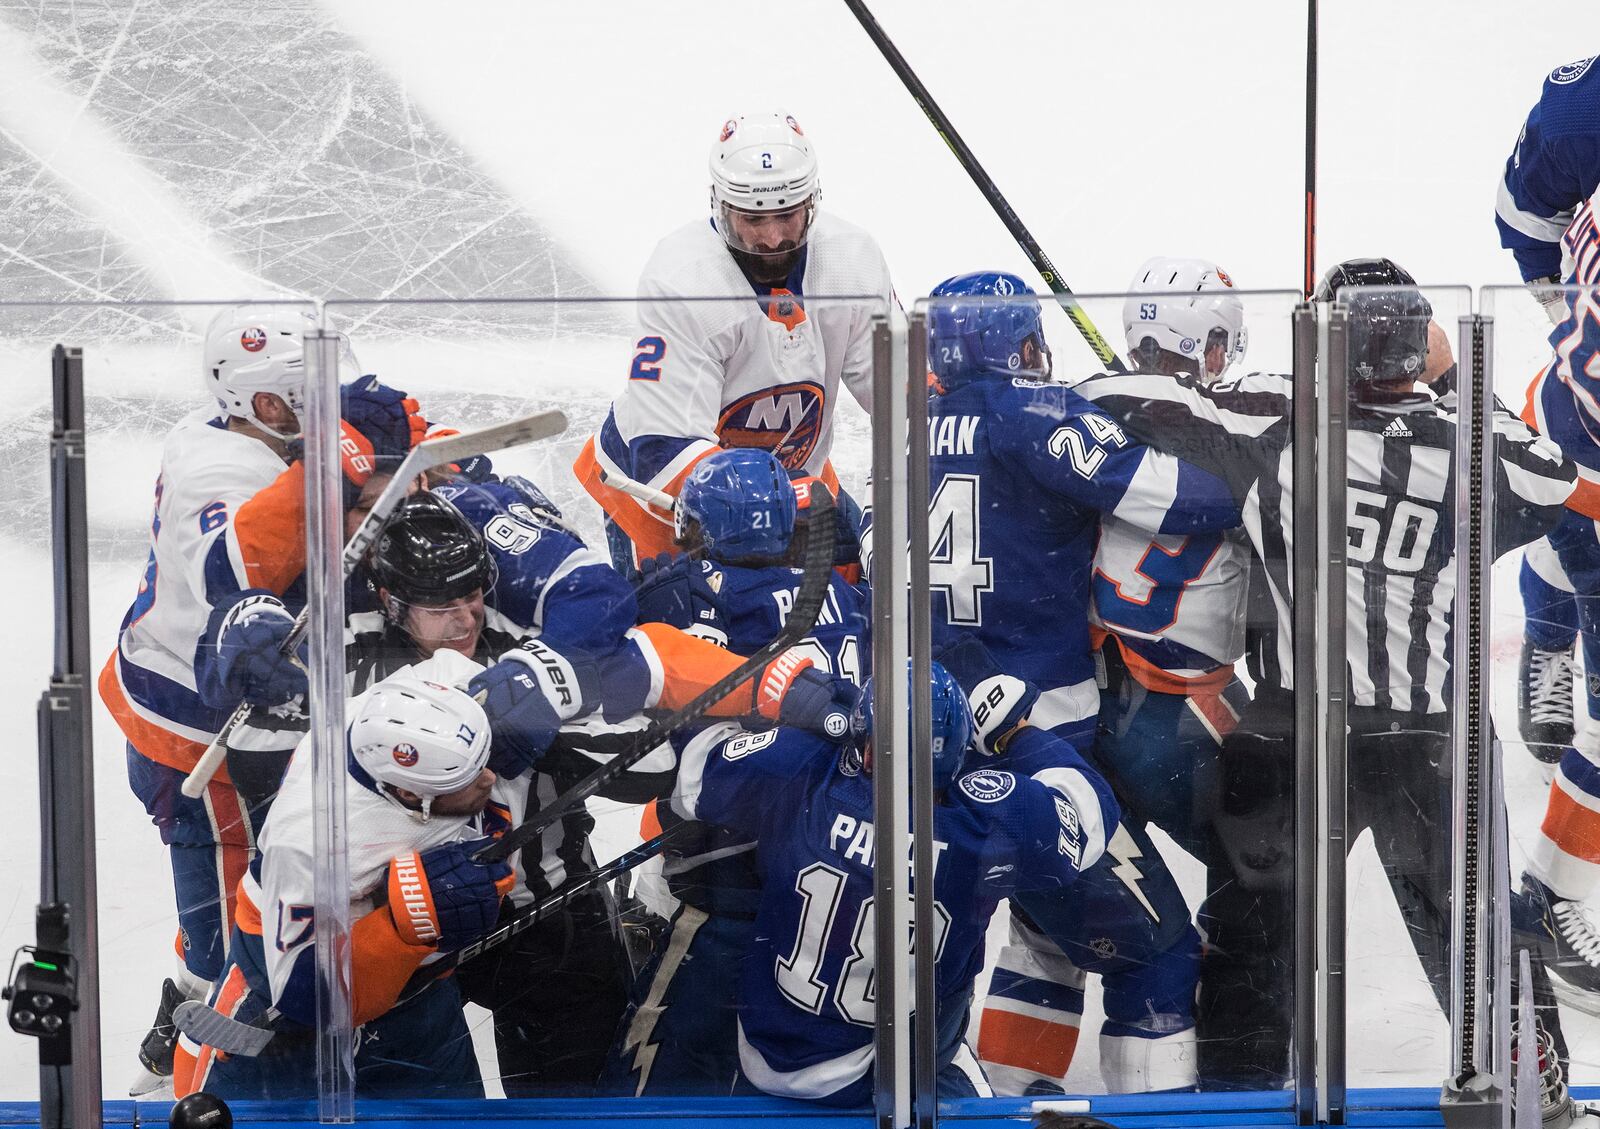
[1515,875,1600,1017]
[127,978,184,1097]
[1519,641,1577,765]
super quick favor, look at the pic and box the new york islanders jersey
[1090,520,1249,691]
[100,409,307,773]
[672,722,1116,1103]
[236,653,511,1026]
[1497,55,1600,282]
[910,375,1241,730]
[574,212,894,559]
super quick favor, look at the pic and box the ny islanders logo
[391,742,419,767]
[717,381,826,471]
[240,326,268,352]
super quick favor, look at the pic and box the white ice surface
[0,0,1594,1103]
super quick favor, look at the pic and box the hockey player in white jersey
[181,669,515,1100]
[1091,257,1252,863]
[99,305,426,1094]
[574,110,894,566]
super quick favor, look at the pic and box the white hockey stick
[180,410,569,799]
[599,465,676,513]
[173,1000,277,1057]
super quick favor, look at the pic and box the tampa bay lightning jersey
[911,375,1241,713]
[431,477,637,653]
[673,723,1116,1103]
[1497,55,1600,282]
[655,557,871,918]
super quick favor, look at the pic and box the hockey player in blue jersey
[673,662,1119,1105]
[604,448,870,1096]
[913,271,1239,1095]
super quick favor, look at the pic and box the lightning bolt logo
[1106,825,1160,923]
[621,907,708,1095]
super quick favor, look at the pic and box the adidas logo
[1382,418,1413,438]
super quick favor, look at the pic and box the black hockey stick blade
[173,1000,276,1057]
[477,489,839,864]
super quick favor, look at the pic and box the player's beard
[733,243,802,287]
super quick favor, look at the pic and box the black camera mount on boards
[6,345,103,1129]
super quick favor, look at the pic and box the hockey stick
[1304,0,1318,297]
[599,466,675,512]
[181,410,570,799]
[178,823,695,1054]
[843,0,1127,373]
[476,487,839,865]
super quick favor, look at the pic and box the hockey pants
[193,956,481,1100]
[602,904,750,1096]
[456,884,631,1096]
[1519,514,1600,900]
[977,714,1201,1096]
[1196,689,1452,1089]
[126,744,259,985]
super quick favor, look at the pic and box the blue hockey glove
[339,376,425,467]
[634,553,729,645]
[468,640,595,778]
[773,667,859,741]
[387,838,514,951]
[198,590,307,707]
[933,635,1038,755]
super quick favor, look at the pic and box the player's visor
[717,199,816,259]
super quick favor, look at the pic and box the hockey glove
[752,650,857,740]
[197,590,308,707]
[793,477,864,568]
[387,838,514,951]
[934,635,1038,755]
[340,376,426,468]
[468,639,593,777]
[1532,274,1569,326]
[634,553,729,645]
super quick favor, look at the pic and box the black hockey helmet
[1312,256,1416,301]
[1316,257,1432,389]
[369,492,496,618]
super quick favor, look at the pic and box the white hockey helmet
[1122,257,1248,380]
[349,676,491,821]
[708,111,819,258]
[202,305,313,440]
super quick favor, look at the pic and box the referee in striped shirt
[1075,258,1575,1089]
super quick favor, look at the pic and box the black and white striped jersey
[1074,370,1575,713]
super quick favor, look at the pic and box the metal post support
[1441,315,1506,1128]
[906,312,937,1129]
[33,344,101,1129]
[1290,304,1319,1126]
[305,328,355,1123]
[1318,305,1350,1125]
[871,310,913,1129]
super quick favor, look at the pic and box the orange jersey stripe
[573,437,704,562]
[976,1008,1081,1079]
[97,651,220,779]
[232,460,307,594]
[1103,635,1235,697]
[1542,780,1600,865]
[350,906,431,1026]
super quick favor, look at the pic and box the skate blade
[127,1065,173,1098]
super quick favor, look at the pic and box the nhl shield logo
[392,742,420,767]
[240,326,268,352]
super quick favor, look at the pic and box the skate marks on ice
[0,0,607,336]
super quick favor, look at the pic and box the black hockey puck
[169,1091,233,1129]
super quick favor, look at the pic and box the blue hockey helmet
[675,448,798,562]
[927,271,1052,385]
[849,661,974,790]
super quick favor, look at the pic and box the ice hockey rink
[0,0,1595,1121]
